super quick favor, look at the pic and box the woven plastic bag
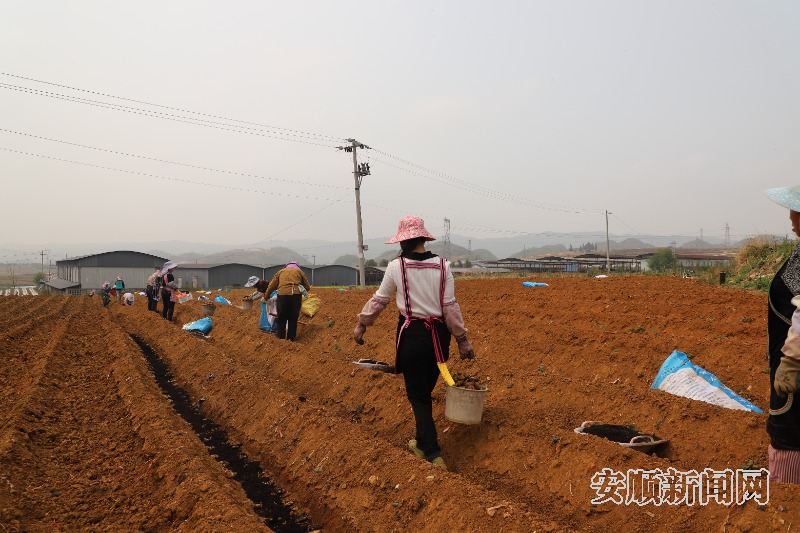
[183,317,213,334]
[259,296,278,332]
[301,293,321,318]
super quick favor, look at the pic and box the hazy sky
[2,1,799,262]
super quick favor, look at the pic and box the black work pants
[146,286,158,312]
[396,315,451,461]
[161,289,175,321]
[276,294,303,340]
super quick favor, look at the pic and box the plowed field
[2,276,800,531]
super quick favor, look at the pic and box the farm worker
[262,262,311,341]
[122,292,135,306]
[101,281,112,308]
[352,215,475,470]
[243,276,269,301]
[114,276,125,301]
[764,184,800,483]
[160,261,179,321]
[145,267,161,312]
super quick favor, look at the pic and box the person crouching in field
[353,215,475,470]
[764,185,800,484]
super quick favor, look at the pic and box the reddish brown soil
[2,276,800,531]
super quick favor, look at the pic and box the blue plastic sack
[651,350,763,413]
[214,296,231,305]
[522,281,549,287]
[259,300,277,332]
[182,317,213,335]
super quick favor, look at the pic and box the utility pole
[605,210,611,273]
[39,250,46,279]
[724,223,730,246]
[337,139,371,288]
[303,254,317,285]
[443,218,451,259]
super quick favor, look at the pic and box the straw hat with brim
[385,215,436,244]
[245,276,260,288]
[765,186,800,212]
[161,261,178,275]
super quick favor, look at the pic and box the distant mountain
[612,238,655,250]
[677,239,714,250]
[512,244,568,259]
[733,235,796,248]
[333,254,359,267]
[8,231,783,269]
[509,238,654,259]
[372,242,496,263]
[182,247,305,266]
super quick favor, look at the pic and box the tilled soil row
[114,278,800,531]
[0,296,270,531]
[116,305,559,532]
[6,277,800,531]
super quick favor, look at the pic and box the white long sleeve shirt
[374,255,456,318]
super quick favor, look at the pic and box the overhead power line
[0,128,347,190]
[0,82,340,149]
[0,72,343,142]
[367,155,591,214]
[196,193,352,265]
[369,146,602,215]
[0,146,341,202]
[2,73,601,218]
[609,213,642,235]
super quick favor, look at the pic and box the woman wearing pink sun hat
[353,215,475,470]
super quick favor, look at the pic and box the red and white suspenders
[395,257,448,365]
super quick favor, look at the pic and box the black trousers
[396,315,451,461]
[161,289,175,321]
[276,294,303,340]
[146,286,158,312]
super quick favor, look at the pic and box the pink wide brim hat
[385,215,436,244]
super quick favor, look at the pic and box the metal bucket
[241,299,253,310]
[444,385,487,425]
[202,303,216,316]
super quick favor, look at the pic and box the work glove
[353,323,367,345]
[774,356,800,397]
[456,334,475,360]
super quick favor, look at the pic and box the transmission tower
[724,223,730,246]
[443,218,451,259]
